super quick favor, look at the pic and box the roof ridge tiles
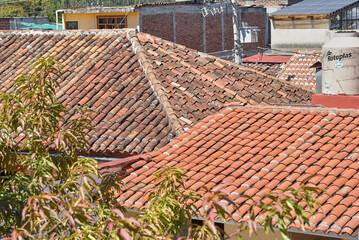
[222,104,359,113]
[126,30,185,137]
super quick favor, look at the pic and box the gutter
[223,219,358,240]
[121,207,357,239]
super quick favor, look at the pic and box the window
[330,5,359,30]
[97,16,126,29]
[66,21,78,30]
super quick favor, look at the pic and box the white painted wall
[225,224,284,240]
[271,28,329,51]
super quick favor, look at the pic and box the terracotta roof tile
[105,105,359,238]
[0,30,312,157]
[277,50,322,92]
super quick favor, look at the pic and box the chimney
[312,31,359,109]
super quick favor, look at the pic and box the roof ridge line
[224,104,359,113]
[126,30,185,137]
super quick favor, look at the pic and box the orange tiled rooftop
[0,29,312,157]
[277,50,322,92]
[101,105,359,238]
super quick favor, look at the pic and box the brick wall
[176,13,204,52]
[205,14,222,53]
[142,14,173,42]
[241,7,266,50]
[140,4,266,53]
[0,19,10,30]
[224,14,234,52]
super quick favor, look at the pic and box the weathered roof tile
[0,29,312,157]
[104,105,359,238]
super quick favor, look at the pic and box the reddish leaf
[108,222,114,233]
[119,229,131,240]
[112,209,124,218]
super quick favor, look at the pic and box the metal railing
[59,0,178,8]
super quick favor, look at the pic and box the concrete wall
[271,28,329,51]
[225,224,284,240]
[63,12,139,30]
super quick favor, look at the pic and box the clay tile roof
[0,29,312,157]
[277,50,322,92]
[106,105,359,238]
[243,54,292,63]
[242,62,284,77]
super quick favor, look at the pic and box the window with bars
[97,16,127,29]
[330,6,359,30]
[66,21,78,30]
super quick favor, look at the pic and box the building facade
[270,0,359,51]
[60,3,267,53]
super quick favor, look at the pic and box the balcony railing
[59,0,178,8]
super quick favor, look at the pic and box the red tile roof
[0,29,312,157]
[242,62,284,77]
[243,54,292,63]
[104,105,359,238]
[277,50,322,92]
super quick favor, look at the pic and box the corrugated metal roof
[271,0,359,16]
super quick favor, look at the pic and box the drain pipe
[56,10,64,30]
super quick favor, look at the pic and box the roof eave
[61,6,137,14]
[270,14,329,20]
[223,219,358,240]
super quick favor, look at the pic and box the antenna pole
[230,0,242,64]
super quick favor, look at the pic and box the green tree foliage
[0,0,58,22]
[0,57,323,239]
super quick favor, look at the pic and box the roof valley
[126,30,185,137]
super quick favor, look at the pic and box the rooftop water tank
[322,31,359,95]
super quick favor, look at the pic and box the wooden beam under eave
[271,14,329,20]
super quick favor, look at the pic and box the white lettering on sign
[326,50,352,62]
